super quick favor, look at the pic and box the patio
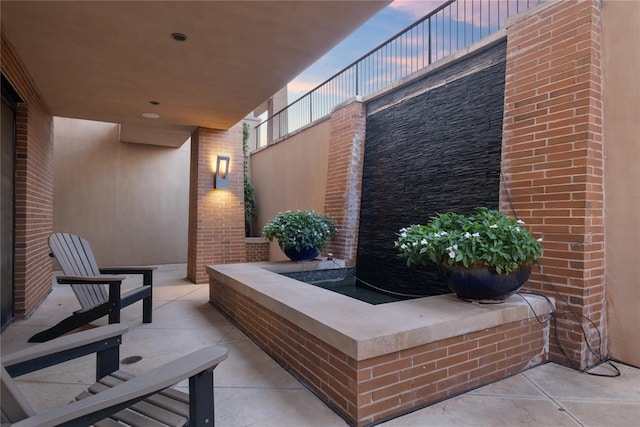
[2,264,638,426]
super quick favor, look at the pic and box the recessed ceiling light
[171,33,187,42]
[142,112,160,119]
[149,101,160,106]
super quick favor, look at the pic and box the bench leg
[142,270,153,323]
[189,369,215,426]
[96,342,121,380]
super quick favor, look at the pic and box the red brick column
[2,30,54,319]
[502,1,605,368]
[323,100,367,267]
[187,125,246,283]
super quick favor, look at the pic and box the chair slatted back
[49,233,109,311]
[1,366,35,423]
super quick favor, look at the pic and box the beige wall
[250,120,331,260]
[53,118,190,266]
[602,0,640,366]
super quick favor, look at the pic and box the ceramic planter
[440,264,531,303]
[280,245,319,262]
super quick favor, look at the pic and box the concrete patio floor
[2,263,639,426]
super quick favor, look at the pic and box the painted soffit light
[141,112,160,119]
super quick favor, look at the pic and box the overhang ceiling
[1,1,388,147]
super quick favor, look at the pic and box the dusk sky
[287,0,447,103]
[287,0,534,104]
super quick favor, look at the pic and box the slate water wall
[356,41,507,296]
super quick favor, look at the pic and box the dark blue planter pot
[281,245,319,262]
[440,265,531,303]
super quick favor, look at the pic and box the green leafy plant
[395,207,542,274]
[262,210,337,252]
[244,176,256,224]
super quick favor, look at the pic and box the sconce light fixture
[214,155,230,189]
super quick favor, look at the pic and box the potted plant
[395,207,543,302]
[262,210,337,261]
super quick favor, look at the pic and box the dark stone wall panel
[356,42,506,296]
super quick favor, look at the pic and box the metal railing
[254,0,544,150]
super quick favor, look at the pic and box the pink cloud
[390,0,449,19]
[287,80,321,98]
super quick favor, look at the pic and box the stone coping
[207,262,554,361]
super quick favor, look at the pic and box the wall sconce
[214,155,230,189]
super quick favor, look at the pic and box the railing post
[428,18,432,65]
[355,63,360,96]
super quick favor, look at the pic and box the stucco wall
[250,120,331,260]
[602,0,640,367]
[53,118,190,266]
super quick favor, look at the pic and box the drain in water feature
[121,355,143,365]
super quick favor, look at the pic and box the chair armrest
[99,266,157,275]
[11,345,228,427]
[56,275,124,285]
[3,325,128,377]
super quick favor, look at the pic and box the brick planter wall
[502,0,605,368]
[245,237,269,262]
[210,276,548,426]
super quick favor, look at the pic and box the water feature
[281,268,408,305]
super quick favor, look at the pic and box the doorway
[1,74,20,330]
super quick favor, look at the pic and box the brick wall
[323,100,367,266]
[1,29,54,318]
[210,276,548,426]
[245,237,269,262]
[187,125,246,283]
[502,0,605,368]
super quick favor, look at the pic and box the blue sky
[287,0,446,102]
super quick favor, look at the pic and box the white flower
[517,219,525,225]
[489,224,498,229]
[464,232,471,238]
[400,244,407,250]
[537,238,543,242]
[441,231,448,235]
[515,227,521,232]
[449,251,456,259]
[401,232,407,238]
[446,246,452,251]
[412,242,418,247]
[472,233,480,237]
[453,244,458,250]
[420,239,427,245]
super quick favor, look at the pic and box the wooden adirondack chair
[2,324,228,426]
[28,233,154,343]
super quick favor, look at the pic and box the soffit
[1,1,388,147]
